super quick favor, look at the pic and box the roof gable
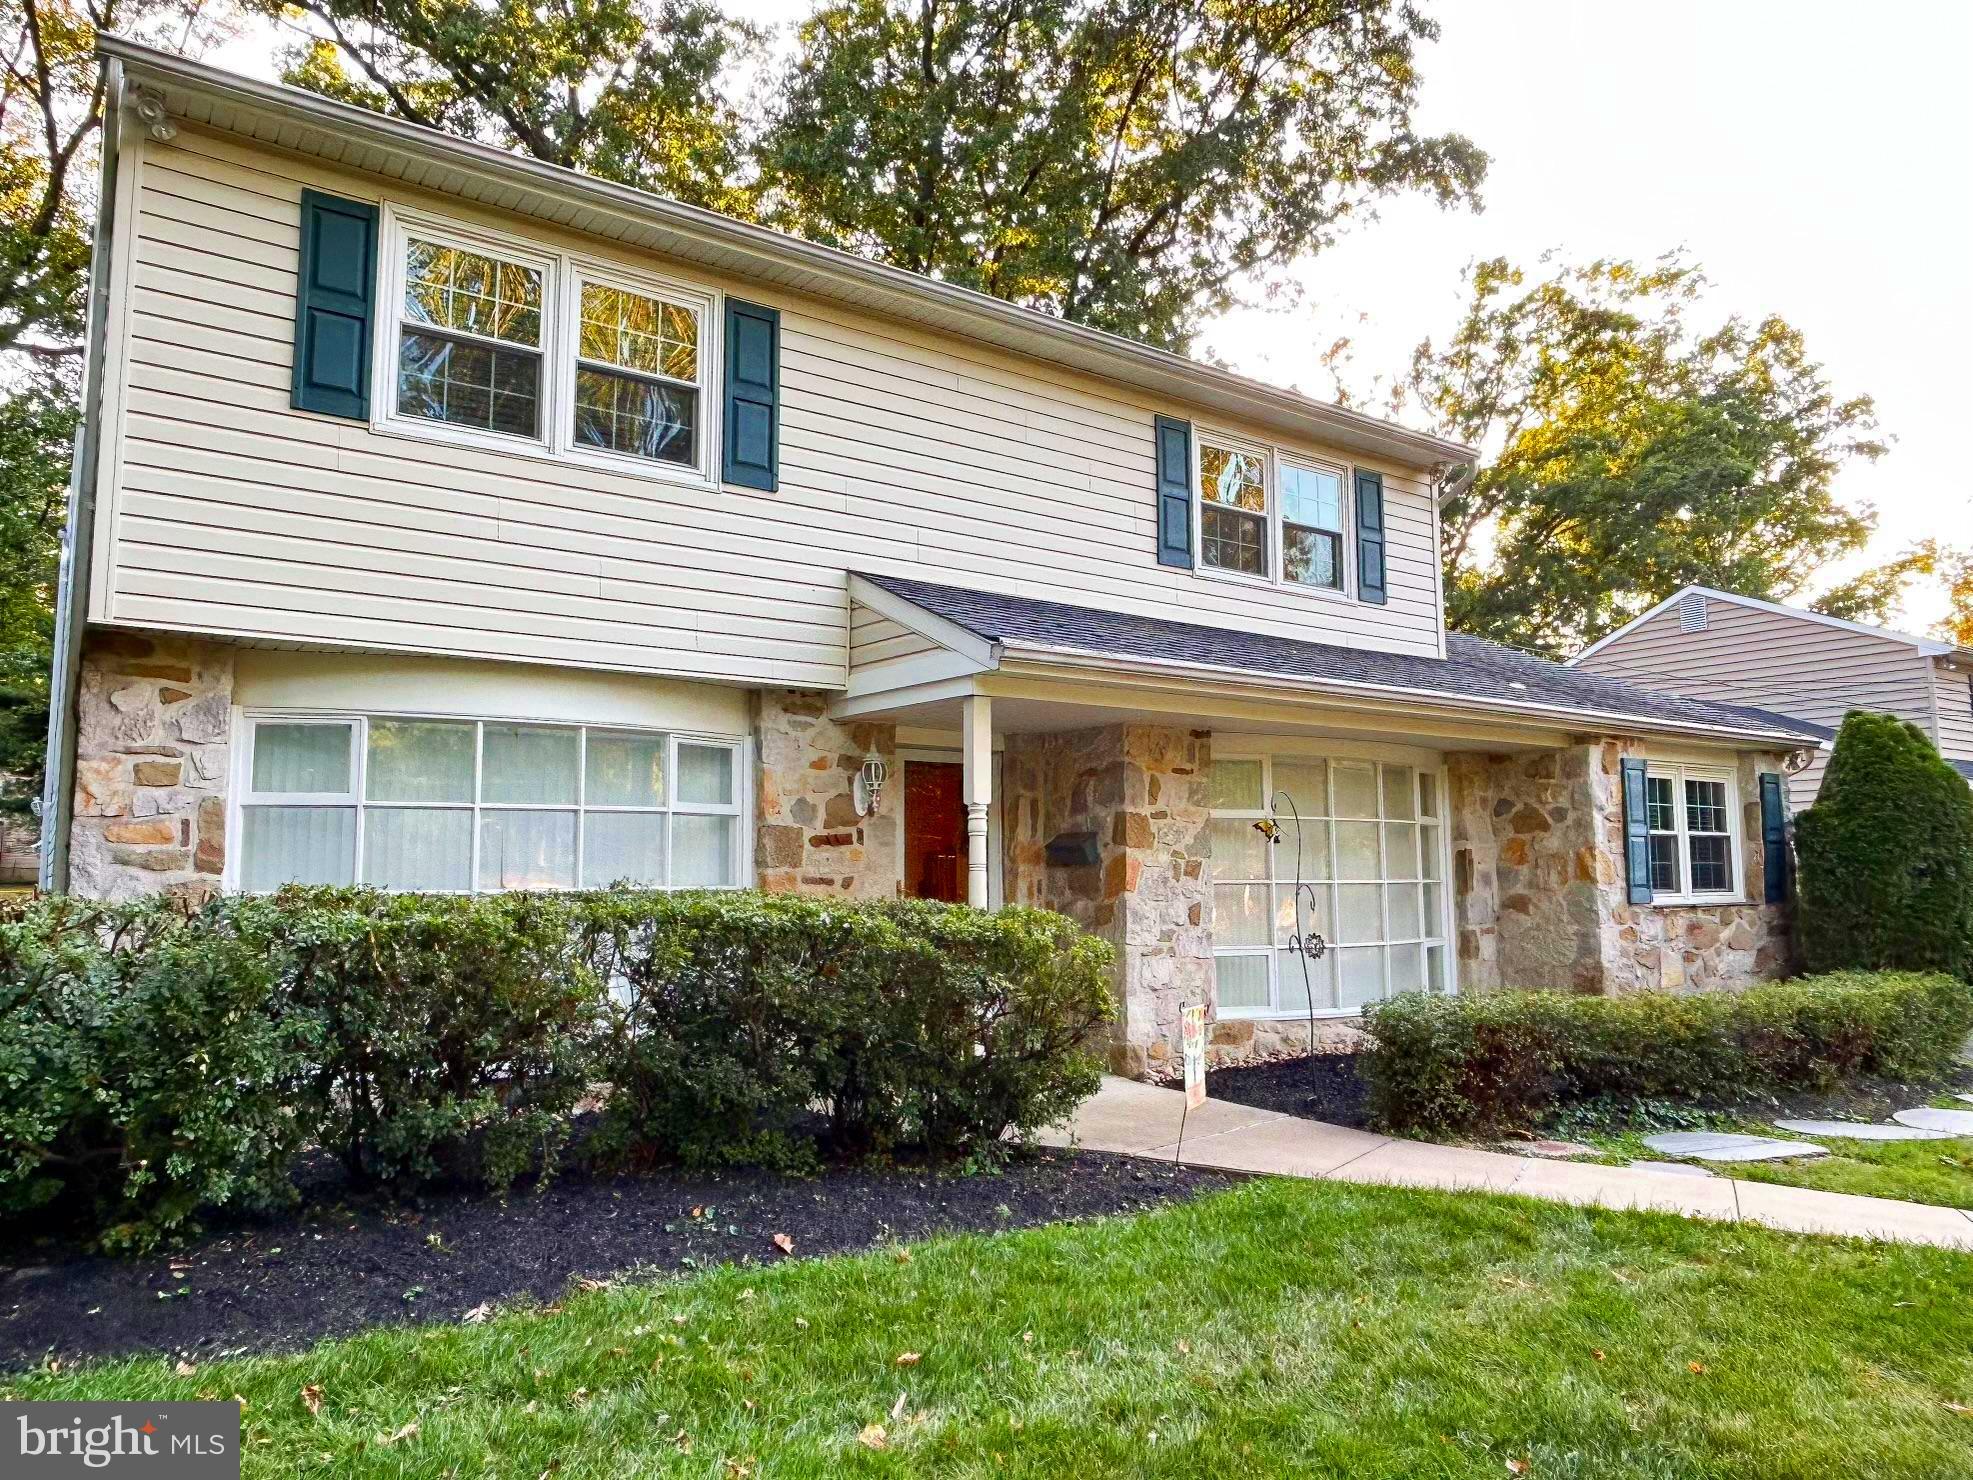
[1572,585,1959,666]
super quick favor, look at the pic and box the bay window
[378,208,716,482]
[238,715,745,893]
[1644,762,1742,902]
[1210,750,1452,1016]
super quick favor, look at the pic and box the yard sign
[1180,1004,1206,1110]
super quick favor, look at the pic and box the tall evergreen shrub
[1794,711,1973,977]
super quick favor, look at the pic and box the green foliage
[0,894,315,1252]
[258,0,761,217]
[764,0,1484,350]
[0,888,1112,1250]
[1406,255,1886,658]
[577,892,1112,1171]
[1362,971,1973,1134]
[273,888,604,1191]
[1794,711,1973,978]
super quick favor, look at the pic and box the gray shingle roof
[859,573,1829,744]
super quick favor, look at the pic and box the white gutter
[993,641,1825,748]
[95,34,1476,472]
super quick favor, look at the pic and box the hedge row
[0,889,1114,1252]
[1362,971,1973,1134]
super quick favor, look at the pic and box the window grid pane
[1212,756,1449,1016]
[245,719,743,895]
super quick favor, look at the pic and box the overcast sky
[221,0,1973,630]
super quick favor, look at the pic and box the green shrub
[1795,711,1973,978]
[0,895,314,1252]
[575,893,1113,1169]
[275,888,603,1192]
[0,887,1113,1251]
[1363,971,1973,1134]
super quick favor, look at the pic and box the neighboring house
[42,39,1827,1073]
[1572,586,1973,809]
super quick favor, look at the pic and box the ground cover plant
[0,889,1113,1252]
[11,1177,1973,1479]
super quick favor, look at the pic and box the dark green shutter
[1355,468,1387,604]
[290,190,378,420]
[1154,415,1192,568]
[1621,757,1652,904]
[722,298,779,490]
[1760,772,1789,904]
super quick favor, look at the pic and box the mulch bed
[0,1151,1230,1373]
[1182,1053,1373,1129]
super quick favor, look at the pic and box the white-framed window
[1643,762,1743,903]
[375,207,719,484]
[1194,433,1354,597]
[1209,749,1453,1017]
[236,714,747,893]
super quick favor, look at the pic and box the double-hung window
[379,209,716,482]
[237,715,745,893]
[1643,762,1742,902]
[1198,439,1268,576]
[1195,436,1352,595]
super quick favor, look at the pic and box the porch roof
[852,573,1830,749]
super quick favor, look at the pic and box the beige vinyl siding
[93,125,1447,691]
[1576,596,1934,805]
[1933,660,1973,768]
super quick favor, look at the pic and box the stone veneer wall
[753,689,900,897]
[1003,725,1212,1077]
[1450,739,1795,994]
[69,631,233,902]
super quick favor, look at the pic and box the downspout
[38,57,124,892]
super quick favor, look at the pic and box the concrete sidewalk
[1040,1076,1973,1251]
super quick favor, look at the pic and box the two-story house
[1572,587,1972,810]
[42,39,1828,1072]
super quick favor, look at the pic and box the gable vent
[1678,592,1709,632]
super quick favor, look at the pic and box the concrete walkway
[1041,1076,1973,1251]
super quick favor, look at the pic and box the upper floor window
[1195,433,1352,596]
[1644,762,1742,902]
[1199,440,1268,576]
[378,208,715,482]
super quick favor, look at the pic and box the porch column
[961,693,992,908]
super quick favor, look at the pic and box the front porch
[752,574,1815,1075]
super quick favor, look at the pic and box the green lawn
[1557,1095,1973,1211]
[11,1178,1973,1477]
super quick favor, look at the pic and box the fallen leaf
[723,1460,755,1478]
[1688,1362,1708,1375]
[894,1249,912,1265]
[690,1206,704,1218]
[1591,1349,1605,1362]
[673,1429,693,1455]
[1945,1401,1971,1416]
[174,1361,197,1377]
[1175,1340,1190,1355]
[1021,1331,1034,1345]
[576,1278,612,1293]
[568,1389,590,1410]
[742,1398,757,1412]
[300,1384,323,1417]
[891,1390,908,1421]
[895,1352,921,1367]
[462,1302,494,1325]
[1506,1461,1530,1476]
[857,1423,889,1451]
[771,1233,795,1255]
[671,1314,689,1327]
[794,1317,809,1331]
[738,1289,755,1302]
[376,1421,420,1448]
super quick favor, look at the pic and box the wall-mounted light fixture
[853,749,888,817]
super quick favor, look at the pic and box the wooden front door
[903,761,967,902]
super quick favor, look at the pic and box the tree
[759,0,1485,350]
[1404,255,1888,658]
[257,0,761,216]
[1794,711,1973,979]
